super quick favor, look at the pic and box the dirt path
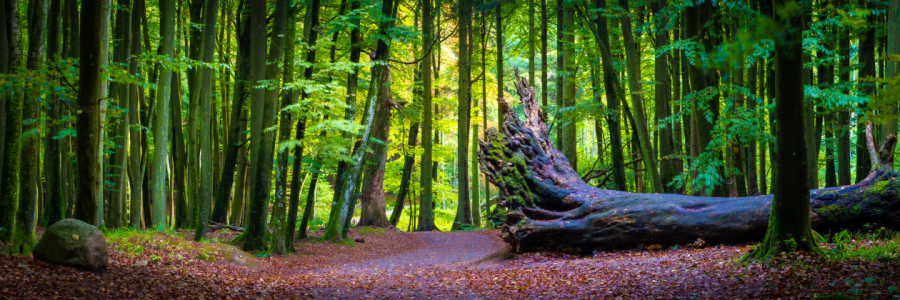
[334,231,506,274]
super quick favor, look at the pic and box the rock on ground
[33,219,108,273]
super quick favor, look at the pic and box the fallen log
[477,69,900,254]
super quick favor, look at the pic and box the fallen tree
[478,69,900,254]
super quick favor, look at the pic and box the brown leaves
[1,228,899,299]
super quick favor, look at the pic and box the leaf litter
[1,228,899,299]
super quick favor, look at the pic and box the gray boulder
[33,219,108,273]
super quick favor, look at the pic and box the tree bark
[418,0,436,231]
[108,0,132,229]
[322,0,394,241]
[581,0,626,191]
[14,0,47,254]
[560,2,577,169]
[856,0,875,183]
[748,0,821,260]
[540,0,548,122]
[242,0,270,251]
[254,0,288,254]
[653,0,672,193]
[618,0,663,193]
[44,0,65,226]
[74,0,102,225]
[885,0,899,139]
[0,0,24,243]
[214,2,250,225]
[281,1,305,251]
[128,0,145,228]
[191,0,218,239]
[837,0,851,186]
[452,0,472,230]
[478,70,899,254]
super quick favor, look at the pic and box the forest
[0,0,899,298]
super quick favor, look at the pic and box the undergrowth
[822,225,900,261]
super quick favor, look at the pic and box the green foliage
[824,227,900,261]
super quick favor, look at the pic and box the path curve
[337,231,506,274]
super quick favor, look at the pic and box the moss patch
[818,204,845,218]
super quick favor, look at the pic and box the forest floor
[2,227,900,299]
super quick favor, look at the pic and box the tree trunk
[653,0,672,193]
[418,0,436,231]
[96,0,110,227]
[191,0,218,239]
[582,0,626,192]
[108,0,132,229]
[128,1,145,228]
[390,65,420,226]
[540,0,548,121]
[452,0,472,230]
[837,1,851,186]
[357,0,397,229]
[14,0,47,254]
[0,0,24,242]
[618,0,662,193]
[73,0,102,225]
[44,0,65,226]
[478,71,899,255]
[281,1,305,251]
[242,0,269,251]
[263,0,290,254]
[560,2,577,169]
[213,2,250,224]
[856,0,875,183]
[496,1,504,128]
[171,71,188,227]
[321,0,394,241]
[885,0,899,139]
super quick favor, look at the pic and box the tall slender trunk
[884,0,899,145]
[282,1,307,250]
[171,72,187,226]
[14,0,47,253]
[540,0,548,121]
[671,18,685,190]
[583,0,627,191]
[453,0,472,229]
[801,3,817,191]
[214,2,250,224]
[686,1,717,195]
[390,3,420,227]
[496,2,504,127]
[856,0,875,182]
[74,0,102,225]
[264,0,293,254]
[0,0,24,241]
[128,0,144,227]
[191,0,218,239]
[96,0,110,227]
[837,0,851,186]
[242,0,269,251]
[554,0,562,151]
[653,0,672,192]
[742,0,759,196]
[418,0,436,231]
[108,0,133,229]
[44,0,65,225]
[560,1,577,170]
[619,0,663,193]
